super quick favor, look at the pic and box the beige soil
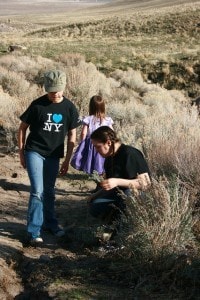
[0,153,132,299]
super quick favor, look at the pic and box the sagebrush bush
[140,106,200,185]
[119,176,197,260]
[0,88,22,151]
[142,84,188,108]
[64,60,119,114]
[0,54,199,188]
[0,65,40,100]
[108,99,147,130]
[56,53,85,67]
[110,68,147,92]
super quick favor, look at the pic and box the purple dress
[70,115,113,174]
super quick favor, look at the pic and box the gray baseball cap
[44,70,66,92]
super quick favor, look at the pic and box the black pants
[89,196,126,224]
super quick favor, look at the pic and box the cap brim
[45,85,65,92]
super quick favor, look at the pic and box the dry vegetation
[0,0,200,299]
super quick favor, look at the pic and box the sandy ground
[0,152,102,299]
[0,152,134,299]
[0,1,102,16]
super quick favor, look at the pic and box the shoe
[30,236,43,245]
[54,229,65,237]
[98,241,125,253]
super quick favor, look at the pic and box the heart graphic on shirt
[52,114,63,123]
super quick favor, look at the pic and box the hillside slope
[0,0,199,16]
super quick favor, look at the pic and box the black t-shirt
[20,95,81,158]
[99,144,150,201]
[104,144,150,180]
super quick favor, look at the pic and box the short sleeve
[20,103,35,125]
[102,117,114,127]
[69,104,82,129]
[126,148,150,177]
[82,115,91,125]
[108,117,114,127]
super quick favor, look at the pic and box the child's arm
[80,124,88,141]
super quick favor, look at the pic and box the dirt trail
[0,153,132,299]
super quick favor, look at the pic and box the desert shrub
[31,55,78,87]
[0,54,199,184]
[142,88,182,113]
[108,99,147,130]
[111,85,140,103]
[121,177,196,258]
[168,89,188,104]
[0,55,119,119]
[56,53,85,67]
[65,61,119,114]
[115,176,199,297]
[110,68,148,93]
[0,66,40,100]
[139,106,200,185]
[0,54,63,85]
[0,88,22,152]
[0,54,38,74]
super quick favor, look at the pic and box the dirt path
[0,153,132,299]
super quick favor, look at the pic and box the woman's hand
[100,173,151,191]
[100,178,118,190]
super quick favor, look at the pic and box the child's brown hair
[89,95,105,123]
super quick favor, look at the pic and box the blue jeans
[25,151,60,238]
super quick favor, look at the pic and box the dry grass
[112,176,200,298]
[123,177,197,257]
[0,53,200,187]
[140,106,200,185]
[0,3,199,100]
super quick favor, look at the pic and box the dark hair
[89,95,105,122]
[91,126,120,155]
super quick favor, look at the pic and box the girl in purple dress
[71,95,114,175]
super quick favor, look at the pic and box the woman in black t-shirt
[88,126,151,223]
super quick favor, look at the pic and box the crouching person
[87,126,151,235]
